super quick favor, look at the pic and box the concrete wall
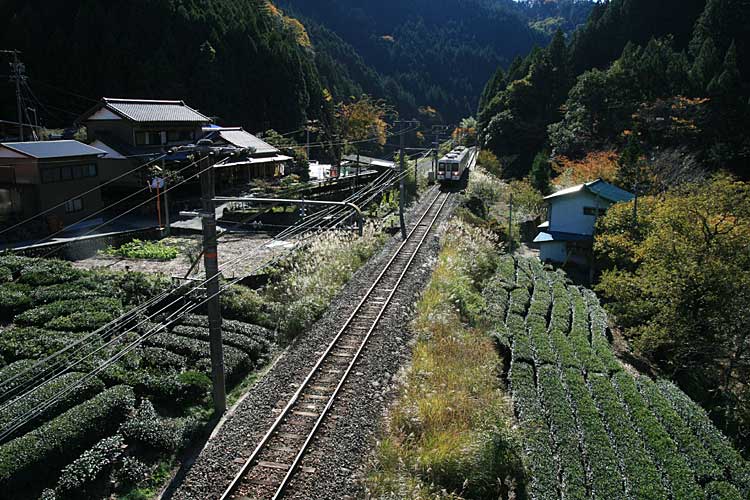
[548,191,611,235]
[540,241,568,263]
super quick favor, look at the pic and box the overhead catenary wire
[0,124,424,418]
[0,166,400,418]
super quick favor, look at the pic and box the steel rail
[220,189,451,500]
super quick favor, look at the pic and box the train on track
[437,146,472,183]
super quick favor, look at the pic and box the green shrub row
[0,372,105,440]
[16,259,83,287]
[144,332,251,381]
[704,481,743,500]
[562,368,625,499]
[0,385,135,492]
[588,373,667,500]
[658,380,750,494]
[590,334,622,374]
[509,361,558,500]
[55,434,124,498]
[496,255,516,284]
[549,286,571,334]
[120,400,186,453]
[636,377,721,482]
[568,324,605,374]
[172,325,271,361]
[100,365,209,406]
[0,359,40,396]
[14,298,122,329]
[0,282,32,320]
[481,277,510,327]
[508,286,531,316]
[612,372,702,499]
[139,347,188,371]
[31,279,111,306]
[509,315,533,363]
[0,266,11,283]
[550,327,581,370]
[527,315,556,366]
[536,364,587,499]
[0,255,41,274]
[0,327,97,363]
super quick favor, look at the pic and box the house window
[136,131,165,145]
[41,164,98,183]
[135,132,148,145]
[65,198,83,213]
[583,206,607,216]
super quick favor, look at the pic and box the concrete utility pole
[508,193,514,254]
[198,145,226,414]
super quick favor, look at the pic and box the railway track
[220,189,452,500]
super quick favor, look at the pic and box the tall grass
[365,219,523,500]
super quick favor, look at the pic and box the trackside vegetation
[365,218,524,499]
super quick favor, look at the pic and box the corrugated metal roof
[201,127,278,155]
[1,140,105,159]
[545,179,634,203]
[103,98,210,123]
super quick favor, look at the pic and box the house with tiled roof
[78,98,212,195]
[534,179,634,265]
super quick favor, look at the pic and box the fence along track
[221,189,452,500]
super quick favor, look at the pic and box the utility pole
[398,122,408,240]
[198,145,226,414]
[508,193,514,254]
[3,50,25,141]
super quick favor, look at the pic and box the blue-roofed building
[0,140,106,231]
[534,179,634,265]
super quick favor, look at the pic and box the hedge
[536,364,587,499]
[550,327,581,370]
[612,372,702,500]
[0,385,135,492]
[508,287,531,316]
[563,369,625,499]
[172,325,270,361]
[588,373,667,500]
[637,377,722,482]
[0,267,11,283]
[55,434,124,498]
[704,481,743,500]
[140,347,188,371]
[0,372,105,441]
[0,359,40,396]
[509,361,558,500]
[145,333,251,381]
[0,282,32,320]
[16,259,83,287]
[120,400,183,453]
[31,279,111,306]
[14,298,123,329]
[0,327,97,363]
[0,255,38,274]
[527,315,556,366]
[658,380,750,494]
[568,324,605,374]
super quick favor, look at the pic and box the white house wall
[540,241,568,263]
[549,191,611,235]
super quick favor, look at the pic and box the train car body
[437,146,471,183]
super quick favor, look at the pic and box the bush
[139,347,187,371]
[0,327,97,363]
[55,434,124,499]
[220,285,270,327]
[0,267,11,283]
[16,259,82,287]
[103,239,179,260]
[0,255,38,274]
[0,282,32,320]
[0,359,41,396]
[172,325,271,361]
[115,457,150,488]
[145,333,251,381]
[31,279,111,305]
[0,372,105,441]
[120,400,181,453]
[177,371,211,402]
[0,385,135,493]
[14,298,123,330]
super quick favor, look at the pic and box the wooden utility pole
[3,50,25,141]
[199,149,226,414]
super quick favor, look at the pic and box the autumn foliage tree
[336,95,392,156]
[595,175,750,452]
[552,150,619,188]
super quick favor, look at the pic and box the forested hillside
[276,0,595,123]
[478,0,749,179]
[0,0,334,135]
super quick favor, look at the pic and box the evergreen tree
[691,37,723,92]
[529,150,552,194]
[708,41,742,101]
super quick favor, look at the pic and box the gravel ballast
[168,188,460,500]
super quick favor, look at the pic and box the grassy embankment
[366,167,525,499]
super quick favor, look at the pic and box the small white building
[534,179,634,265]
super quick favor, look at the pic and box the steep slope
[276,0,559,122]
[0,0,333,134]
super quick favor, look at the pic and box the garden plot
[485,255,750,500]
[0,255,274,499]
